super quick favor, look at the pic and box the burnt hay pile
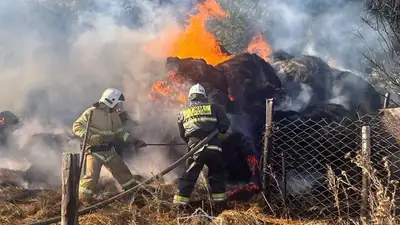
[164,51,383,158]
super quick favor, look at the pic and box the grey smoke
[257,0,382,72]
[0,0,188,187]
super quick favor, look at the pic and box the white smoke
[258,0,383,72]
[275,83,313,112]
[0,0,190,188]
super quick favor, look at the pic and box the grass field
[0,179,330,225]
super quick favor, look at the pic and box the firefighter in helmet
[72,88,147,204]
[173,83,231,210]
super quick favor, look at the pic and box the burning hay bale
[216,53,283,113]
[301,103,357,124]
[272,53,382,114]
[270,50,295,62]
[272,55,331,86]
[272,55,333,108]
[166,57,228,93]
[330,70,382,115]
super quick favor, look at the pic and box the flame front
[247,33,272,61]
[147,0,273,106]
[168,0,232,66]
[148,72,188,106]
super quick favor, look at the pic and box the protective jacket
[177,95,230,147]
[72,102,139,148]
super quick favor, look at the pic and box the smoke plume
[0,0,189,187]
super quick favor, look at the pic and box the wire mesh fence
[263,106,400,221]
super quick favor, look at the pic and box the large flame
[247,33,272,61]
[168,0,231,66]
[145,0,231,66]
[147,0,273,106]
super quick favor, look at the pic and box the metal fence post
[61,153,80,225]
[262,98,274,199]
[383,93,390,108]
[361,126,371,225]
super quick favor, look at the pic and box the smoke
[0,0,192,187]
[275,83,314,112]
[258,0,382,72]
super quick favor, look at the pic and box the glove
[89,134,102,145]
[135,140,147,148]
[89,134,115,145]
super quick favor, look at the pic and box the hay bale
[216,53,282,113]
[166,57,228,94]
[272,55,332,108]
[330,70,382,115]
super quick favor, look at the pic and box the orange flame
[228,87,234,101]
[247,33,272,61]
[148,72,188,106]
[147,0,274,106]
[145,0,231,66]
[168,0,231,66]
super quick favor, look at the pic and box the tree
[362,0,400,102]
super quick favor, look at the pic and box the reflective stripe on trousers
[212,193,226,201]
[173,195,190,204]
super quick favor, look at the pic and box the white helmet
[188,83,206,98]
[99,88,125,108]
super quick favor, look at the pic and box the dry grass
[0,177,330,225]
[327,150,400,225]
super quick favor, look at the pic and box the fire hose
[27,129,219,225]
[146,143,186,146]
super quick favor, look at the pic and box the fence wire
[263,112,400,220]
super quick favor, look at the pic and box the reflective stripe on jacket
[178,99,230,141]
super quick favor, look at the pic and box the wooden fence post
[61,153,80,225]
[383,93,390,108]
[281,151,288,218]
[361,126,371,225]
[262,98,274,198]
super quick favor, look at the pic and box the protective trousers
[173,147,227,205]
[78,150,137,202]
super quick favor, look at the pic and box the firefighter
[0,111,20,147]
[72,88,147,204]
[173,83,231,211]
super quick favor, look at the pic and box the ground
[0,177,331,225]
